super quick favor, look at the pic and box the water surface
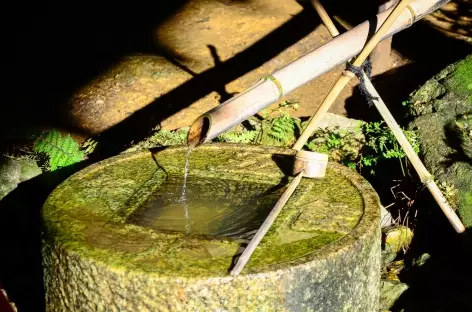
[127,175,285,240]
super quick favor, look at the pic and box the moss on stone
[42,145,367,277]
[446,54,472,103]
[42,144,381,311]
[459,191,472,227]
[408,54,472,117]
[408,55,472,228]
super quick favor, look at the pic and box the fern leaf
[216,131,258,143]
[268,115,297,144]
[33,129,85,171]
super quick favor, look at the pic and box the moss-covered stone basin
[41,144,381,311]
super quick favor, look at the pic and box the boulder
[68,0,352,135]
[379,280,409,311]
[41,144,381,311]
[408,54,472,228]
[0,156,42,201]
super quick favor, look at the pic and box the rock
[379,280,409,311]
[303,114,366,163]
[41,144,381,311]
[316,112,364,133]
[18,157,43,182]
[384,225,414,255]
[0,156,42,200]
[0,157,20,201]
[411,253,431,268]
[408,54,472,228]
[67,0,351,135]
[381,226,414,267]
[69,54,201,135]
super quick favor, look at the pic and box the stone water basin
[41,144,381,311]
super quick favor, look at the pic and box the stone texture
[68,0,354,135]
[316,113,364,133]
[381,225,414,266]
[42,144,381,311]
[379,280,409,311]
[0,155,42,200]
[408,54,472,227]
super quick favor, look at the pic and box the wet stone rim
[41,144,380,278]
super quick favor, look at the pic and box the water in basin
[126,175,285,240]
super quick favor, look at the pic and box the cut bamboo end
[187,115,211,148]
[293,150,329,178]
[425,180,466,233]
[360,69,466,234]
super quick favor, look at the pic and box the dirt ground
[69,0,472,139]
[6,0,471,147]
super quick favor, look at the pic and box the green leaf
[33,129,85,171]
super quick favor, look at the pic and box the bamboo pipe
[187,0,451,147]
[292,0,414,151]
[311,0,465,233]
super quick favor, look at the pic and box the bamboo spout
[187,0,450,147]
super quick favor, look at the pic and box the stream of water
[126,147,286,239]
[127,175,282,239]
[177,148,193,233]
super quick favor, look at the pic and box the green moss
[42,144,369,277]
[125,127,189,153]
[247,231,343,270]
[407,55,472,228]
[459,191,472,228]
[305,126,365,163]
[447,54,472,103]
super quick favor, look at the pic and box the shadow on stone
[7,0,199,138]
[443,116,472,165]
[390,226,472,311]
[0,160,94,312]
[89,4,323,159]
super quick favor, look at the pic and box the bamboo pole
[360,72,466,233]
[311,0,466,233]
[229,0,416,277]
[292,0,413,151]
[230,171,304,276]
[188,0,451,146]
[311,0,340,37]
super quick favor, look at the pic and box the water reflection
[127,175,285,240]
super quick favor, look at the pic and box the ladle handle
[230,171,304,276]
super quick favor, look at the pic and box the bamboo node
[406,4,416,27]
[265,75,284,99]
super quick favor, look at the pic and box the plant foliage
[360,121,420,175]
[267,114,299,145]
[215,130,258,143]
[33,129,85,171]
